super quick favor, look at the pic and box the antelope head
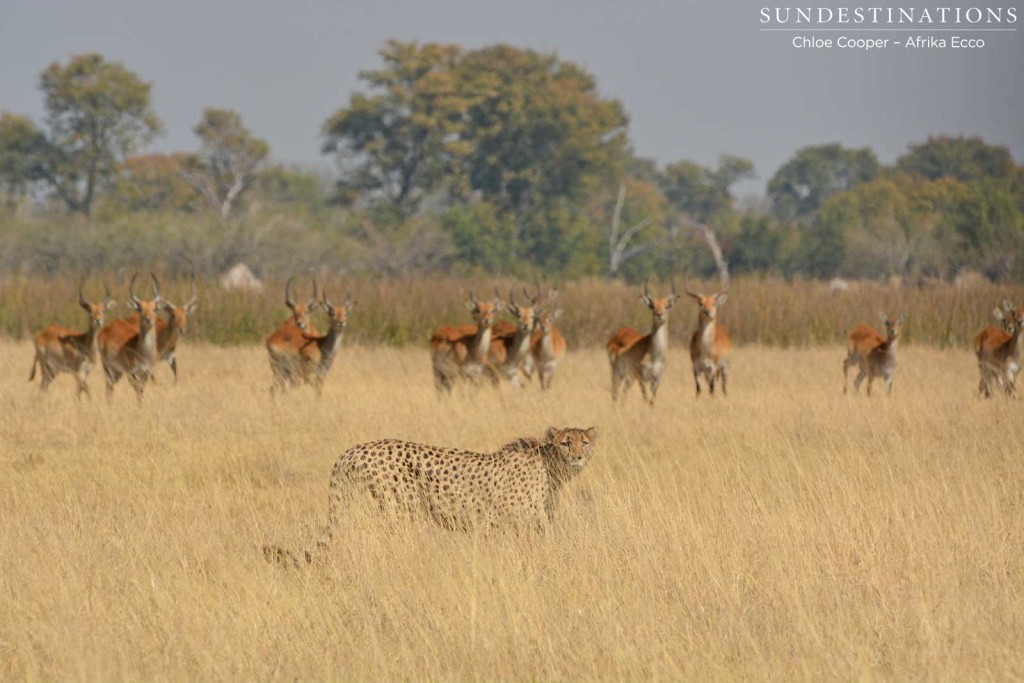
[285,276,319,331]
[465,288,502,328]
[162,270,199,333]
[80,281,116,328]
[684,282,726,323]
[880,312,907,342]
[128,273,163,332]
[322,287,355,332]
[507,286,540,334]
[642,279,678,326]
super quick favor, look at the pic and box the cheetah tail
[28,355,37,382]
[263,481,341,568]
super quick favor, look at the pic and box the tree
[896,135,1017,183]
[604,177,670,278]
[30,54,163,217]
[182,108,270,220]
[660,155,756,284]
[321,41,470,214]
[102,153,201,214]
[0,112,44,212]
[767,144,879,223]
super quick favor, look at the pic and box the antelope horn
[103,282,113,305]
[285,276,296,308]
[185,268,198,308]
[129,273,141,306]
[345,289,353,308]
[671,279,678,297]
[79,281,88,307]
[308,279,318,307]
[150,273,162,301]
[323,285,334,309]
[468,289,476,304]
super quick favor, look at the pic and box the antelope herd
[24,275,1024,402]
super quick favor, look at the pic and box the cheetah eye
[560,440,570,447]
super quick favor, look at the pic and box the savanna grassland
[1,337,1022,681]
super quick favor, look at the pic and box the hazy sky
[2,0,1022,194]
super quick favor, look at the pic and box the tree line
[1,43,1022,281]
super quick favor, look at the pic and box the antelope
[975,303,1024,398]
[294,288,355,395]
[842,313,906,396]
[489,287,541,387]
[531,288,566,390]
[266,277,320,395]
[429,290,502,394]
[28,283,116,398]
[606,281,677,405]
[124,271,198,383]
[98,274,164,401]
[973,301,1016,395]
[685,288,732,397]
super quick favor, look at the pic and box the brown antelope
[489,287,541,387]
[429,290,502,394]
[293,288,355,395]
[266,277,320,394]
[98,274,164,401]
[685,288,732,397]
[531,288,566,390]
[606,281,676,405]
[973,301,1016,395]
[842,313,906,396]
[29,283,116,398]
[975,303,1024,398]
[124,271,198,383]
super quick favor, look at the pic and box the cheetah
[263,426,598,567]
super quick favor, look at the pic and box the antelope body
[123,273,198,383]
[266,278,320,395]
[685,289,732,397]
[606,282,676,405]
[530,289,566,390]
[975,303,1024,398]
[430,291,502,394]
[489,288,541,387]
[29,284,116,398]
[98,274,164,401]
[842,313,906,396]
[293,289,355,395]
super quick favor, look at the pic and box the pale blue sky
[2,0,1022,194]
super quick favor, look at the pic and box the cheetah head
[545,426,598,470]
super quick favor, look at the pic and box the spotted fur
[263,426,598,567]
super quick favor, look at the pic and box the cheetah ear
[545,427,560,442]
[586,426,597,441]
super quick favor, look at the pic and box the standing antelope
[124,272,198,383]
[98,274,164,401]
[489,287,541,387]
[606,282,677,405]
[842,313,906,396]
[29,283,116,398]
[685,288,732,397]
[266,277,320,395]
[429,290,502,394]
[973,301,1016,395]
[531,288,566,391]
[294,288,355,395]
[975,303,1024,398]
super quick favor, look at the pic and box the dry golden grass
[1,339,1022,680]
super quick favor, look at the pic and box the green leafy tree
[767,144,878,223]
[321,41,470,214]
[0,112,44,212]
[182,108,270,219]
[896,135,1017,183]
[28,54,163,217]
[100,153,201,215]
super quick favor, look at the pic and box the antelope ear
[898,313,907,324]
[586,426,598,441]
[129,299,142,313]
[105,300,118,310]
[545,427,560,442]
[994,307,1005,321]
[879,312,889,324]
[716,293,728,306]
[465,300,477,312]
[186,301,198,315]
[551,308,563,321]
[639,295,652,308]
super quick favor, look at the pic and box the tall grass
[2,273,1022,348]
[0,341,1021,680]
